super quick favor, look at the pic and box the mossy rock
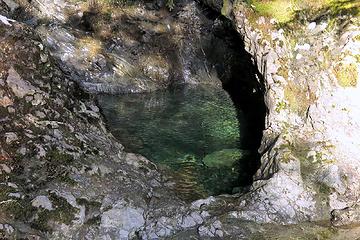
[334,62,358,87]
[202,148,248,168]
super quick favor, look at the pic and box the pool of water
[97,85,255,200]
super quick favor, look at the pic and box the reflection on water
[97,85,254,200]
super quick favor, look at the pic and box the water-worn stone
[6,67,39,98]
[331,205,360,227]
[31,195,54,210]
[18,0,233,94]
[100,206,145,239]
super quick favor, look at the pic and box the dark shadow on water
[202,16,267,188]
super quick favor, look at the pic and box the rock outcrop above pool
[202,0,360,226]
[1,0,360,239]
[11,0,243,94]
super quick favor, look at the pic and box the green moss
[47,149,73,163]
[32,193,77,232]
[76,198,102,208]
[49,193,77,224]
[334,62,358,87]
[201,101,239,143]
[221,0,233,17]
[355,54,360,63]
[275,100,287,113]
[45,148,74,181]
[58,173,77,185]
[247,0,359,28]
[284,81,317,115]
[277,137,311,164]
[251,0,296,23]
[318,183,332,195]
[277,66,289,79]
[76,198,102,225]
[86,215,101,225]
[0,185,36,222]
[166,0,174,10]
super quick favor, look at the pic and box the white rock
[8,192,21,198]
[6,67,39,98]
[7,182,18,188]
[5,132,18,144]
[329,193,348,210]
[295,43,311,51]
[191,196,216,209]
[32,195,54,210]
[0,164,11,174]
[101,206,145,237]
[308,22,316,30]
[0,15,16,26]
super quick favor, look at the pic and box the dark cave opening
[201,15,267,187]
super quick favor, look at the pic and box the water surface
[98,85,253,200]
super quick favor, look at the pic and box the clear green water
[97,85,253,200]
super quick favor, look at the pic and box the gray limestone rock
[31,195,54,211]
[6,67,39,98]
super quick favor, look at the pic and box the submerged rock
[202,148,247,168]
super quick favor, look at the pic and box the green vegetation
[166,0,175,10]
[246,0,360,24]
[333,62,358,87]
[275,100,287,113]
[251,0,297,23]
[221,0,233,16]
[45,148,74,183]
[32,193,77,232]
[0,184,36,224]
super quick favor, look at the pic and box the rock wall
[0,9,195,238]
[202,0,360,225]
[12,0,241,94]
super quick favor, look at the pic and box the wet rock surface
[12,0,241,94]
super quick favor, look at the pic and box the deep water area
[98,85,258,200]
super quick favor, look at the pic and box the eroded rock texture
[201,0,360,227]
[1,0,360,239]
